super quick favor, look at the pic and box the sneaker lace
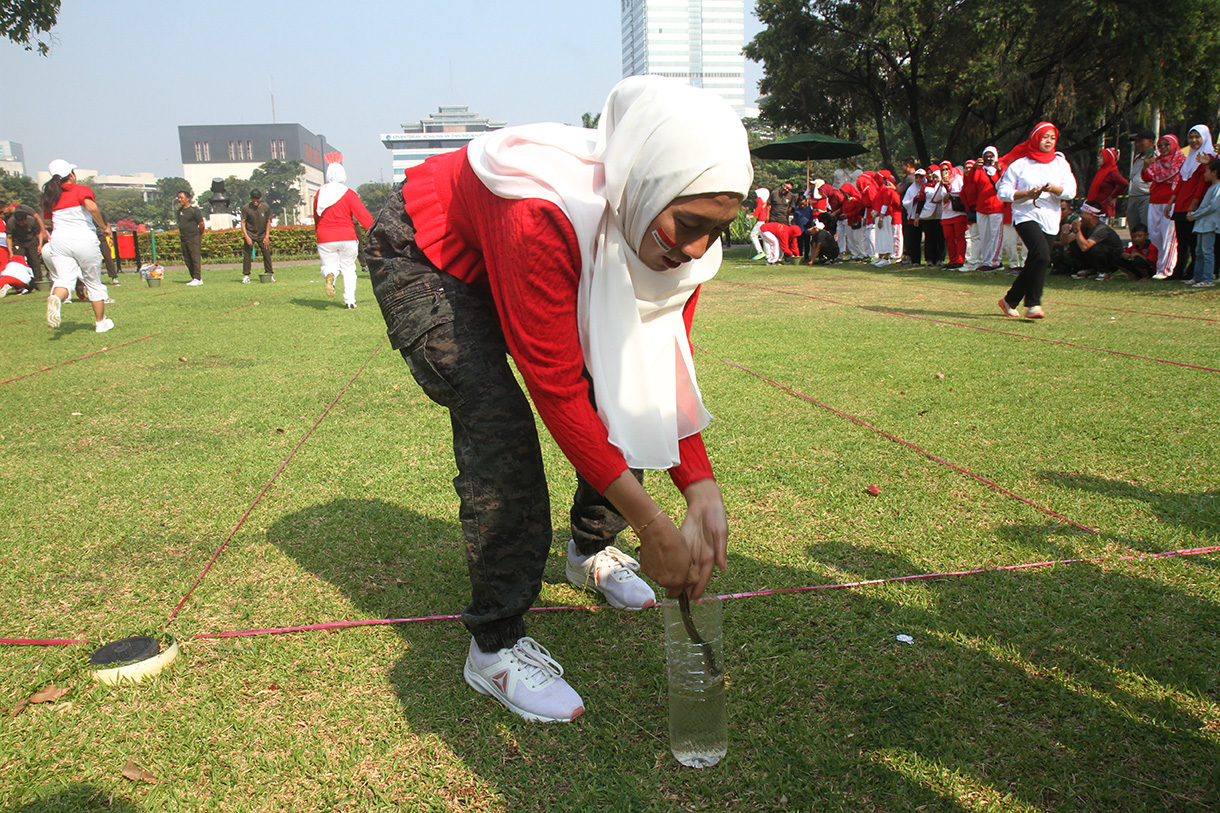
[510,637,563,688]
[590,546,640,583]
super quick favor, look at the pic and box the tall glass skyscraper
[620,0,747,116]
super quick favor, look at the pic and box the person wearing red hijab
[1141,135,1184,278]
[934,161,967,268]
[995,122,1078,318]
[839,182,867,259]
[1086,148,1129,220]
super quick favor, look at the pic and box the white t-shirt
[997,155,1078,235]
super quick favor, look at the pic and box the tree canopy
[356,182,392,219]
[249,160,304,223]
[745,0,1220,169]
[0,170,40,209]
[1,0,59,54]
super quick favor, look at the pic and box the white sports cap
[48,159,77,178]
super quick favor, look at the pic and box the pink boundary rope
[163,338,388,626]
[8,544,1217,646]
[1,285,309,386]
[696,345,1097,534]
[727,280,1220,373]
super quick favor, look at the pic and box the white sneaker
[325,273,336,298]
[0,284,9,298]
[241,276,251,284]
[566,539,657,610]
[463,637,584,722]
[95,318,114,333]
[186,279,203,287]
[46,295,62,328]
[1152,273,1168,280]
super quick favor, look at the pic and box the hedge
[134,225,324,265]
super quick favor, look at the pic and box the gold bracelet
[633,508,665,537]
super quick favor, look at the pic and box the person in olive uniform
[176,190,206,286]
[2,202,48,282]
[240,189,274,283]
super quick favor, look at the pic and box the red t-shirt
[313,189,374,243]
[401,147,713,493]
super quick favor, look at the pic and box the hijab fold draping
[1087,148,1121,202]
[466,76,752,469]
[315,163,348,215]
[1145,135,1185,184]
[998,122,1059,171]
[1181,125,1216,181]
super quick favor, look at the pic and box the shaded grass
[2,257,1219,811]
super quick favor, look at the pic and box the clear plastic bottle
[663,595,726,768]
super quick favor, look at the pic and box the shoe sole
[462,662,584,723]
[564,562,656,610]
[325,274,336,298]
[1026,311,1045,319]
[997,298,1018,318]
[46,296,61,328]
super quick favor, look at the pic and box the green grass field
[2,255,1218,812]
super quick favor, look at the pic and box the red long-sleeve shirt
[313,189,374,243]
[400,147,713,493]
[963,166,1004,215]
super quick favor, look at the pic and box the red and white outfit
[760,222,801,263]
[314,163,374,306]
[1141,135,1183,277]
[964,147,1004,268]
[935,162,967,265]
[873,179,903,259]
[748,187,769,256]
[0,254,32,296]
[45,182,106,302]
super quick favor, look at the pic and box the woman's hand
[676,479,728,600]
[637,513,691,597]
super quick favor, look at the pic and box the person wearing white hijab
[313,162,374,308]
[1171,124,1216,281]
[366,76,751,723]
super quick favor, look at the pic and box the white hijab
[315,163,348,215]
[1182,125,1215,181]
[466,76,752,469]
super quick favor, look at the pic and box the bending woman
[42,159,114,333]
[366,77,747,723]
[996,122,1077,319]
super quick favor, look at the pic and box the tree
[1,0,60,55]
[745,0,1220,169]
[249,160,304,224]
[581,112,601,130]
[0,170,40,208]
[356,182,391,219]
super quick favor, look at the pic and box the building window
[246,141,253,161]
[194,141,210,162]
[270,139,286,160]
[228,141,237,161]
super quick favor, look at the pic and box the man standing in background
[176,190,206,286]
[240,189,274,283]
[768,180,797,225]
[1126,129,1155,231]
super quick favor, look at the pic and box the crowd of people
[743,121,1220,317]
[0,158,377,331]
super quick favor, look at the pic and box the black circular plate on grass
[89,636,160,667]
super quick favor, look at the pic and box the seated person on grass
[1049,200,1083,275]
[1065,201,1124,281]
[1115,225,1157,280]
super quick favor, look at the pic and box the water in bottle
[664,595,726,768]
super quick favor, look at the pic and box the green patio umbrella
[750,132,868,188]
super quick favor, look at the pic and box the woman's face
[1189,130,1204,150]
[638,192,742,273]
[1159,138,1175,156]
[1038,129,1057,152]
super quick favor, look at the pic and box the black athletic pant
[1005,222,1056,308]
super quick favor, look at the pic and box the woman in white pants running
[42,159,113,333]
[313,162,375,308]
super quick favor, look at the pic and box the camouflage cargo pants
[366,184,640,653]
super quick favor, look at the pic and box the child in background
[1115,226,1158,280]
[1185,157,1220,288]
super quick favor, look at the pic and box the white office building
[381,106,506,183]
[621,0,748,117]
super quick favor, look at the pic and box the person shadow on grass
[267,495,1220,811]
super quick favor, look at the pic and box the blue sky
[0,0,764,189]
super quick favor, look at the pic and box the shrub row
[133,225,324,265]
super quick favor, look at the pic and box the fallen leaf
[178,356,187,362]
[275,428,285,434]
[121,761,156,783]
[29,685,70,704]
[865,484,881,496]
[935,372,945,379]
